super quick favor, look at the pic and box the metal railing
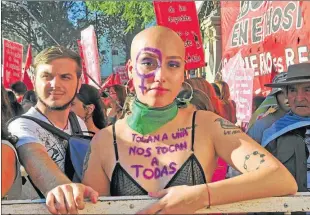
[2,193,309,214]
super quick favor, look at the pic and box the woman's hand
[137,185,209,214]
[46,183,99,214]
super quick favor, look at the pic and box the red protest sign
[2,39,23,89]
[221,1,310,95]
[77,40,89,84]
[81,25,101,88]
[100,73,121,90]
[22,44,34,90]
[113,66,129,85]
[154,1,205,70]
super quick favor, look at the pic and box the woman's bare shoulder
[195,110,222,122]
[91,124,114,148]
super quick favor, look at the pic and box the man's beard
[35,86,77,111]
[37,95,75,111]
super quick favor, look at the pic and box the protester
[7,91,24,117]
[1,85,22,199]
[215,80,237,124]
[10,81,27,103]
[252,96,266,113]
[178,87,227,182]
[211,83,221,98]
[8,46,98,203]
[247,72,290,143]
[21,90,37,112]
[184,77,221,115]
[105,84,127,124]
[262,62,310,192]
[122,93,135,117]
[71,84,107,134]
[177,87,214,112]
[184,78,229,182]
[47,26,297,215]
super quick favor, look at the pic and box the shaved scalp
[130,26,185,60]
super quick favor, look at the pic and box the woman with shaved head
[47,26,297,214]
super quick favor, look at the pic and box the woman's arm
[138,111,297,214]
[207,112,297,205]
[1,143,17,197]
[82,129,111,196]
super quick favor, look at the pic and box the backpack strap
[68,112,83,135]
[8,115,75,195]
[8,115,70,140]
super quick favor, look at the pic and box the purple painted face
[135,47,162,94]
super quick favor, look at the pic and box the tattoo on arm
[214,118,241,135]
[82,145,92,179]
[243,151,265,172]
[17,144,71,195]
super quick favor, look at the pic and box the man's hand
[46,183,99,214]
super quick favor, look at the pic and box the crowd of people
[2,25,309,215]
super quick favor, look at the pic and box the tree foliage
[1,1,93,54]
[86,1,155,33]
[1,1,155,62]
[86,1,155,60]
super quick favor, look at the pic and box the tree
[86,1,155,60]
[1,1,93,54]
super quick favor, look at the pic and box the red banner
[77,40,89,84]
[2,39,23,89]
[113,66,129,85]
[154,1,205,70]
[221,1,310,95]
[81,25,101,88]
[22,44,34,90]
[101,73,122,90]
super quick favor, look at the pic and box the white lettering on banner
[113,66,129,84]
[179,5,187,12]
[224,46,310,76]
[222,63,255,123]
[2,39,23,88]
[186,54,201,63]
[168,15,192,24]
[168,6,175,13]
[298,46,309,63]
[231,2,301,47]
[154,1,205,70]
[184,40,193,48]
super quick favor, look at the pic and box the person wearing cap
[247,72,290,144]
[261,62,310,192]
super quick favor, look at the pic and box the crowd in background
[2,72,240,199]
[1,39,308,215]
[3,77,241,134]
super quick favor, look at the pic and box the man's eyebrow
[60,73,73,77]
